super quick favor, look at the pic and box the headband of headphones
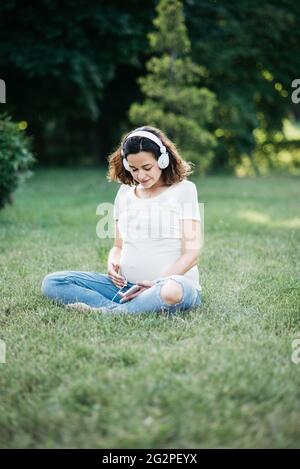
[120,130,167,156]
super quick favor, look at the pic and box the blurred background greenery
[1,0,300,207]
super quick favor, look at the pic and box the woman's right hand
[107,262,127,288]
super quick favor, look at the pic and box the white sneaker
[65,302,104,312]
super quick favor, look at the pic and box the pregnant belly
[119,241,181,283]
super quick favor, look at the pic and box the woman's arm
[107,221,126,288]
[158,219,201,277]
[107,220,123,266]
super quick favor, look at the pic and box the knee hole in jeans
[160,279,184,305]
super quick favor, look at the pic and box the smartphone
[122,284,140,297]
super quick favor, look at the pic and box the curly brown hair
[106,125,194,186]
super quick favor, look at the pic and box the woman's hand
[107,262,127,288]
[119,280,156,303]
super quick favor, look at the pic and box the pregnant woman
[41,126,202,315]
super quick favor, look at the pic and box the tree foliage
[0,114,35,209]
[0,0,299,172]
[0,0,156,163]
[185,0,300,172]
[129,0,217,173]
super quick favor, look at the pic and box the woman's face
[126,151,163,188]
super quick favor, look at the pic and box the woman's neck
[135,180,169,199]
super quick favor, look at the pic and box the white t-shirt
[113,179,201,291]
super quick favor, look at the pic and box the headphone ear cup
[123,158,131,171]
[158,152,169,169]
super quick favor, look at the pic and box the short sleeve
[179,182,201,221]
[113,184,127,220]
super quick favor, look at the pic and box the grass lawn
[0,168,299,448]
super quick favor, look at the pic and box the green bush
[0,113,35,209]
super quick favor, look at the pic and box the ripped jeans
[41,271,202,315]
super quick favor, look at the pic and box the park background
[0,0,299,448]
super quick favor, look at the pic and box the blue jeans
[41,271,202,315]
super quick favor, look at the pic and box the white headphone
[121,130,170,171]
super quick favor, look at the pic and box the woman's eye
[132,168,151,172]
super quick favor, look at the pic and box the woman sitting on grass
[41,126,202,315]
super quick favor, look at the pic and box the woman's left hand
[119,280,155,303]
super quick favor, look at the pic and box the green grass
[0,168,300,448]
